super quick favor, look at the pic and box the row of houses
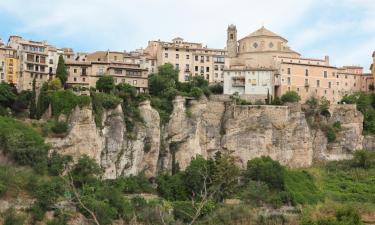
[0,27,374,103]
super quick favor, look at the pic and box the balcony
[304,83,309,87]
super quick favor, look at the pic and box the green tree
[71,155,103,187]
[148,63,178,97]
[280,91,301,103]
[36,82,50,119]
[48,78,63,91]
[56,55,68,86]
[212,153,240,200]
[0,82,16,108]
[244,156,285,190]
[96,76,115,93]
[30,79,37,119]
[184,155,214,198]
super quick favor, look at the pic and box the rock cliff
[47,96,365,178]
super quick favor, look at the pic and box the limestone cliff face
[47,100,160,179]
[47,96,365,177]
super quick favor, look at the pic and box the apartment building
[0,41,18,85]
[224,25,374,103]
[7,36,53,90]
[66,51,148,93]
[145,37,226,83]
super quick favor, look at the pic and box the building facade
[65,51,148,93]
[144,37,226,83]
[224,25,373,103]
[8,36,54,90]
[0,43,18,85]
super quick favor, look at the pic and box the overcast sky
[0,0,374,71]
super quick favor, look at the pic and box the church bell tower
[227,24,238,58]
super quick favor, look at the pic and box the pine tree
[29,78,37,119]
[56,55,67,86]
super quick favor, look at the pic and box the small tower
[227,24,238,58]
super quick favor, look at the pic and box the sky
[0,0,374,71]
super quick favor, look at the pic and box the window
[317,80,320,87]
[49,59,53,64]
[297,87,300,92]
[195,66,198,72]
[287,77,291,85]
[214,65,219,71]
[200,66,204,73]
[215,73,218,78]
[206,56,210,62]
[83,78,86,82]
[133,80,137,85]
[195,56,198,61]
[176,54,179,59]
[200,56,204,62]
[74,69,77,73]
[175,64,179,70]
[328,82,332,88]
[206,74,209,80]
[186,64,190,71]
[82,68,87,75]
[74,77,77,82]
[324,71,327,78]
[305,69,309,76]
[230,34,234,40]
[165,53,168,58]
[305,79,308,85]
[287,68,291,75]
[206,67,210,72]
[115,69,122,74]
[186,55,190,59]
[253,42,258,48]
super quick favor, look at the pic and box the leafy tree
[156,173,188,201]
[96,76,115,93]
[29,79,37,118]
[48,151,72,176]
[0,82,16,108]
[71,155,103,187]
[209,83,223,94]
[149,63,178,97]
[280,91,300,103]
[352,150,372,169]
[244,156,285,190]
[212,153,240,200]
[48,78,63,91]
[184,155,214,198]
[36,82,50,119]
[56,55,68,86]
[13,90,32,114]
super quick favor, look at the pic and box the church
[223,25,372,103]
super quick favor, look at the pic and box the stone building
[224,25,373,103]
[7,36,54,90]
[0,41,18,85]
[144,37,226,83]
[65,51,148,93]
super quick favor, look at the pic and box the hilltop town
[1,25,375,103]
[1,25,375,225]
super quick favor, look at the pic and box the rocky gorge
[46,95,370,179]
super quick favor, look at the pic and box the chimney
[324,56,330,64]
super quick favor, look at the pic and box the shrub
[50,90,91,116]
[48,78,63,90]
[71,155,103,187]
[156,173,188,201]
[34,177,66,209]
[280,91,300,103]
[3,208,25,225]
[0,82,16,108]
[112,174,154,194]
[322,125,336,143]
[244,156,285,190]
[96,75,115,93]
[51,121,68,134]
[272,96,283,105]
[209,83,223,94]
[352,150,372,169]
[240,181,270,206]
[48,151,72,176]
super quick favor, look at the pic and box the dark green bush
[112,174,154,194]
[209,83,223,94]
[3,208,25,225]
[244,156,285,190]
[96,76,115,93]
[49,90,91,116]
[280,91,301,103]
[156,173,188,201]
[51,121,68,134]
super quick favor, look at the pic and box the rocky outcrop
[48,96,365,177]
[47,101,160,179]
